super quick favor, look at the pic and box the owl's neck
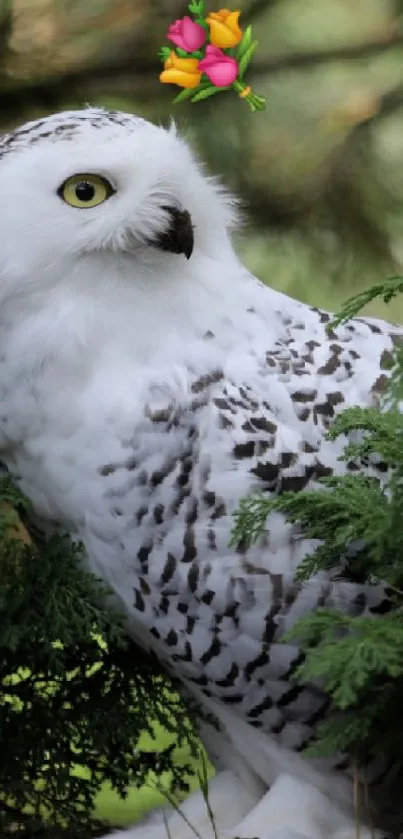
[0,247,291,377]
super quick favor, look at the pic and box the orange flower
[159,51,201,89]
[206,9,242,48]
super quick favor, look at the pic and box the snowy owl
[0,107,401,839]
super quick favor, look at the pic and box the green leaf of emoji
[236,25,252,61]
[238,41,258,78]
[159,46,171,61]
[173,87,200,103]
[189,0,204,15]
[191,85,230,102]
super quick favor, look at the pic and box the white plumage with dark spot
[0,107,401,839]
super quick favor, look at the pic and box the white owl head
[0,108,240,308]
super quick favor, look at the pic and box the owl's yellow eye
[58,174,114,209]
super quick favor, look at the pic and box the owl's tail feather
[97,771,378,839]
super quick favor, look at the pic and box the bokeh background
[2,0,403,321]
[2,0,403,829]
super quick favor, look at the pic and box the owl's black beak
[151,206,194,260]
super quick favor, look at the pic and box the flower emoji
[158,2,266,112]
[199,45,238,87]
[160,51,202,88]
[206,8,242,48]
[167,16,206,52]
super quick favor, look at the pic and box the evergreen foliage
[0,477,198,838]
[232,276,403,767]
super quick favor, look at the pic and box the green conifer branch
[0,480,199,837]
[233,276,403,769]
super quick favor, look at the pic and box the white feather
[0,107,400,838]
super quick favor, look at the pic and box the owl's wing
[94,300,401,765]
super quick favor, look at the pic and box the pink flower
[198,45,238,87]
[167,16,206,52]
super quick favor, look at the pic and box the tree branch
[252,29,403,74]
[243,0,284,24]
[1,28,403,120]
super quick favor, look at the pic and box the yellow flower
[159,51,201,89]
[206,9,242,48]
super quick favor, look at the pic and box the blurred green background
[2,0,403,323]
[2,0,403,828]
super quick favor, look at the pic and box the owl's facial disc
[148,206,194,260]
[57,171,194,260]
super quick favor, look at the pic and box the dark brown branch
[364,83,403,122]
[1,28,403,120]
[0,63,161,120]
[251,29,403,74]
[244,0,284,24]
